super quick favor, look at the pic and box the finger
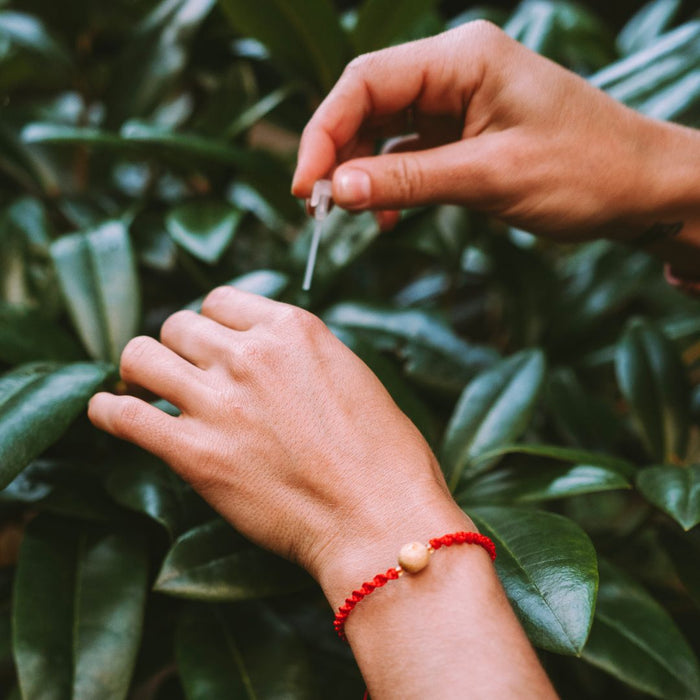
[88,392,182,461]
[292,28,477,197]
[160,309,238,369]
[200,285,281,330]
[120,336,208,411]
[331,137,497,211]
[376,210,401,231]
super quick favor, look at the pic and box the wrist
[312,483,475,611]
[611,116,700,274]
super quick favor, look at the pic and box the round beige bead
[398,542,430,574]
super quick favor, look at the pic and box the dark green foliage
[0,0,699,697]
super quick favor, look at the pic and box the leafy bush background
[1,0,700,698]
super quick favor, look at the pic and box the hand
[292,20,680,242]
[88,288,470,605]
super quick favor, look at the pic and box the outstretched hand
[88,288,470,605]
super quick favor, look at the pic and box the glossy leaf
[637,70,700,126]
[105,453,201,538]
[471,506,598,655]
[154,519,312,600]
[292,208,381,291]
[0,362,111,488]
[22,122,300,221]
[637,464,700,531]
[106,0,216,124]
[545,367,621,450]
[351,0,438,53]
[0,460,125,522]
[166,201,242,264]
[13,516,149,700]
[0,304,82,364]
[504,0,615,72]
[458,463,630,506]
[617,0,683,56]
[469,443,635,477]
[665,531,700,608]
[590,21,700,100]
[176,602,312,698]
[50,220,140,363]
[583,559,700,699]
[615,318,690,462]
[323,302,497,395]
[0,11,70,65]
[442,349,546,489]
[218,0,349,91]
[224,83,298,139]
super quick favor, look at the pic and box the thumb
[331,140,494,211]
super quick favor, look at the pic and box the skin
[292,21,700,271]
[90,21,700,699]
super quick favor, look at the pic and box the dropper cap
[302,179,332,291]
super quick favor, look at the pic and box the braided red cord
[333,531,496,641]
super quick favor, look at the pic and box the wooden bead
[398,542,430,573]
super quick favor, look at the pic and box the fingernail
[335,168,371,208]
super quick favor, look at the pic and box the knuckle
[345,53,372,75]
[278,305,323,335]
[201,285,233,313]
[114,398,143,438]
[466,18,500,37]
[237,337,265,365]
[120,336,155,375]
[160,310,195,342]
[393,154,424,203]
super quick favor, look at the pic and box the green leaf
[0,362,111,489]
[22,122,300,221]
[5,196,52,253]
[292,208,381,292]
[0,460,125,522]
[637,464,700,531]
[591,21,700,103]
[471,506,598,655]
[0,11,70,65]
[442,349,546,489]
[665,531,700,609]
[323,302,497,395]
[13,516,149,700]
[617,0,683,56]
[615,318,690,462]
[176,602,312,698]
[0,304,82,364]
[504,0,615,72]
[154,519,312,601]
[351,0,438,53]
[224,83,298,139]
[545,367,621,450]
[105,452,201,539]
[636,69,700,126]
[458,463,630,506]
[468,443,635,477]
[50,220,141,363]
[218,0,349,91]
[582,559,700,699]
[105,0,216,124]
[166,201,242,264]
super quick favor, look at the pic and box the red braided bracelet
[333,531,496,641]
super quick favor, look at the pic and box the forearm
[318,496,557,700]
